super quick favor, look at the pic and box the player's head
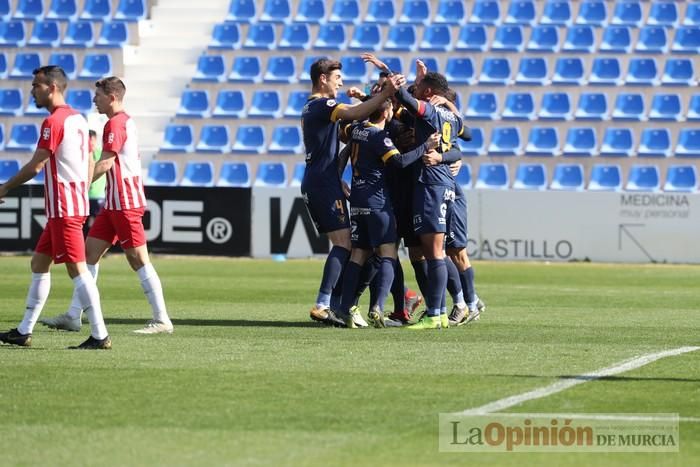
[369,99,393,123]
[370,72,390,96]
[444,88,458,105]
[310,58,343,97]
[31,65,68,109]
[415,72,449,101]
[93,76,126,115]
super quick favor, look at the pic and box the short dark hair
[369,99,392,122]
[95,76,126,101]
[421,72,450,94]
[32,65,68,92]
[444,88,458,105]
[310,58,342,87]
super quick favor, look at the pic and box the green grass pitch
[0,255,698,466]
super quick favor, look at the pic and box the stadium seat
[600,26,632,53]
[589,57,622,86]
[588,164,622,191]
[465,92,498,120]
[227,0,256,22]
[384,24,417,51]
[526,25,559,52]
[474,163,509,189]
[349,24,381,51]
[160,125,194,152]
[513,163,546,190]
[671,26,700,53]
[28,20,60,47]
[6,123,38,151]
[685,2,700,26]
[0,89,23,116]
[612,93,644,121]
[458,127,486,156]
[563,128,597,156]
[0,0,9,21]
[539,92,572,120]
[61,21,93,47]
[0,124,6,150]
[268,125,303,154]
[228,56,261,83]
[295,0,325,23]
[248,90,282,118]
[80,0,111,21]
[505,0,536,25]
[341,164,351,186]
[209,23,241,49]
[113,0,145,21]
[626,165,660,192]
[284,90,309,118]
[96,21,128,47]
[675,129,700,158]
[525,127,560,156]
[445,57,475,85]
[299,55,327,82]
[455,25,488,51]
[290,161,305,187]
[195,125,230,153]
[218,162,251,187]
[635,26,668,54]
[563,25,595,53]
[661,58,696,86]
[145,161,178,186]
[264,56,296,83]
[420,24,451,51]
[687,95,700,121]
[78,53,112,80]
[638,128,672,157]
[550,164,585,191]
[488,127,521,156]
[625,58,658,86]
[479,58,511,85]
[0,53,6,79]
[314,23,346,50]
[551,57,585,85]
[181,162,214,187]
[9,53,41,80]
[664,165,697,192]
[212,89,246,118]
[502,92,535,120]
[278,23,310,50]
[232,125,265,153]
[600,128,634,157]
[492,25,524,52]
[339,56,368,83]
[65,89,92,115]
[455,164,471,189]
[649,94,681,121]
[47,0,77,21]
[541,0,571,26]
[612,0,642,27]
[244,23,275,50]
[470,0,501,25]
[0,158,19,183]
[14,0,44,20]
[647,1,678,28]
[329,0,360,24]
[575,93,608,120]
[576,0,607,27]
[515,57,548,85]
[400,0,430,25]
[255,162,287,187]
[364,0,395,24]
[0,21,25,47]
[259,0,291,23]
[432,0,463,24]
[176,90,210,118]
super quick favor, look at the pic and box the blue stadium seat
[6,124,38,151]
[455,164,471,189]
[160,125,194,153]
[474,163,509,189]
[515,57,548,85]
[400,0,430,25]
[384,24,417,51]
[611,93,644,121]
[635,26,668,54]
[47,0,77,20]
[299,55,327,82]
[279,23,310,50]
[146,161,178,186]
[269,125,303,154]
[260,0,291,23]
[314,23,347,50]
[661,58,696,86]
[672,26,700,53]
[209,23,241,49]
[626,58,658,86]
[65,89,92,114]
[492,25,524,52]
[552,57,585,85]
[0,53,6,79]
[550,164,584,191]
[685,3,700,26]
[227,0,256,22]
[563,128,597,156]
[248,90,281,118]
[212,89,246,118]
[0,0,10,21]
[96,22,128,47]
[0,21,26,47]
[228,56,261,83]
[78,53,112,80]
[365,0,395,24]
[458,127,486,156]
[329,0,360,24]
[626,165,660,192]
[340,56,368,83]
[0,158,19,183]
[612,0,642,27]
[284,90,309,118]
[588,164,622,191]
[113,0,145,21]
[649,94,681,121]
[9,53,41,79]
[28,20,60,47]
[575,93,608,120]
[61,21,93,47]
[686,94,700,121]
[455,25,487,51]
[218,162,251,187]
[600,26,631,53]
[255,162,287,187]
[589,57,622,86]
[0,88,23,116]
[181,162,214,187]
[513,163,546,190]
[488,127,521,156]
[675,129,700,158]
[48,52,76,78]
[176,90,210,118]
[539,92,572,120]
[465,92,498,120]
[576,0,607,27]
[445,57,475,85]
[232,125,265,154]
[341,164,351,186]
[664,165,697,192]
[349,24,381,51]
[0,124,6,150]
[264,56,296,83]
[470,0,501,25]
[14,0,44,20]
[647,1,678,28]
[80,0,110,21]
[525,127,560,156]
[563,25,595,53]
[434,0,465,25]
[600,128,634,157]
[295,0,325,23]
[526,25,559,52]
[195,125,230,153]
[638,128,671,157]
[479,58,511,85]
[540,0,571,26]
[244,23,275,50]
[506,0,536,25]
[502,92,535,120]
[420,24,451,51]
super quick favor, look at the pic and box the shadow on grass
[105,318,322,328]
[487,374,700,383]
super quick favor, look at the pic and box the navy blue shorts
[350,206,397,249]
[412,183,455,236]
[301,183,350,234]
[446,191,468,249]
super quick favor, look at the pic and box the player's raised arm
[334,74,404,122]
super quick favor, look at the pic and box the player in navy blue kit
[301,58,403,326]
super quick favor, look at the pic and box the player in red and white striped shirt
[41,76,173,335]
[0,65,110,350]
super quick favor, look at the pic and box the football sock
[445,257,466,306]
[411,259,429,299]
[318,246,349,308]
[426,259,447,317]
[17,272,51,335]
[353,255,380,307]
[374,257,396,311]
[73,272,108,340]
[461,267,476,306]
[390,260,405,313]
[337,261,362,316]
[137,263,171,324]
[66,263,99,319]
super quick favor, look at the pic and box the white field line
[472,413,700,423]
[457,346,700,416]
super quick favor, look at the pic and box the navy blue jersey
[300,95,346,187]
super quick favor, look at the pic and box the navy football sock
[461,267,476,305]
[411,259,429,299]
[426,259,447,317]
[374,257,396,311]
[353,255,380,307]
[337,261,362,316]
[317,246,349,307]
[390,259,405,313]
[445,257,462,301]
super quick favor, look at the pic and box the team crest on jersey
[107,132,115,144]
[383,138,393,147]
[42,127,50,140]
[326,99,336,107]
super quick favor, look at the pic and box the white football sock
[73,272,108,339]
[17,273,51,335]
[66,263,99,319]
[137,264,171,324]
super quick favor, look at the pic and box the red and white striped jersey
[38,105,90,219]
[102,112,146,211]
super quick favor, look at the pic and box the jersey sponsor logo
[42,127,51,140]
[352,127,370,142]
[108,132,115,144]
[326,99,336,107]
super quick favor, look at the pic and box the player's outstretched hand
[426,132,440,151]
[415,59,427,85]
[449,159,462,177]
[361,53,388,72]
[429,95,448,107]
[346,87,366,99]
[384,74,405,94]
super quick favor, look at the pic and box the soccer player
[41,77,173,335]
[0,65,111,349]
[302,58,403,326]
